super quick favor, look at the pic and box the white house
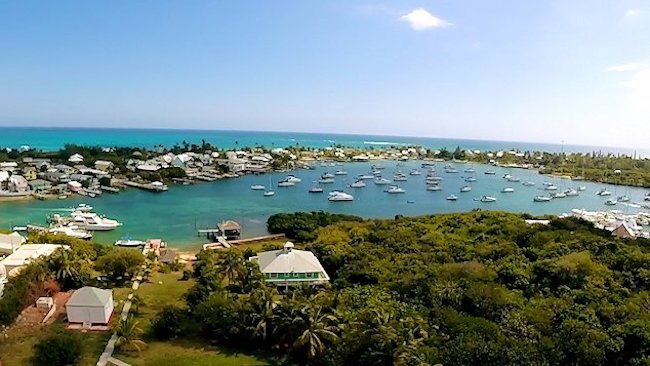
[0,232,26,254]
[0,244,65,276]
[249,242,330,287]
[66,287,114,325]
[94,160,114,171]
[172,153,192,168]
[68,153,84,163]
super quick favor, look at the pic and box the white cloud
[605,63,645,72]
[400,8,450,31]
[625,9,639,18]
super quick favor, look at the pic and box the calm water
[0,161,647,248]
[1,127,648,156]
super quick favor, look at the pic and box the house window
[305,273,312,278]
[269,273,277,279]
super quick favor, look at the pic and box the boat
[605,198,618,206]
[114,237,147,247]
[374,177,391,185]
[480,195,497,202]
[264,177,275,197]
[464,168,476,173]
[485,170,497,175]
[578,186,587,191]
[75,203,93,212]
[597,188,612,196]
[522,181,536,186]
[321,172,335,179]
[69,212,122,231]
[48,226,93,240]
[357,174,375,180]
[149,181,169,192]
[58,195,67,200]
[308,187,324,193]
[501,187,515,193]
[285,175,302,183]
[409,169,422,176]
[564,188,579,197]
[552,192,567,199]
[460,186,472,193]
[318,178,335,184]
[371,170,382,176]
[503,174,512,180]
[334,170,348,176]
[445,168,459,173]
[385,186,405,194]
[534,196,552,202]
[426,175,443,181]
[427,185,442,191]
[349,180,366,188]
[618,195,630,202]
[464,177,477,182]
[545,185,558,191]
[446,194,458,201]
[250,184,265,191]
[328,191,354,201]
[506,176,521,182]
[393,175,408,182]
[277,179,295,187]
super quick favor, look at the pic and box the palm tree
[129,292,144,314]
[216,251,245,285]
[47,248,89,288]
[247,288,281,341]
[290,306,340,359]
[113,315,147,353]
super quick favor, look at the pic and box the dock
[123,181,168,192]
[100,185,120,193]
[201,234,286,251]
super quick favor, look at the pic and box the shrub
[151,305,185,340]
[31,329,83,366]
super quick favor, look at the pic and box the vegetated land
[175,211,649,366]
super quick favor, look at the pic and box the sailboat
[264,176,275,197]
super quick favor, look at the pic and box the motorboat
[149,181,169,192]
[374,177,391,185]
[522,181,536,186]
[371,170,383,176]
[464,177,477,183]
[75,203,93,213]
[250,184,265,191]
[460,186,472,193]
[409,169,422,176]
[321,172,335,179]
[506,176,521,182]
[605,198,617,206]
[385,186,405,194]
[545,185,558,191]
[393,175,408,182]
[264,190,275,197]
[552,192,567,199]
[480,196,497,203]
[464,168,476,173]
[503,174,512,180]
[349,180,366,188]
[277,180,295,187]
[485,170,497,175]
[334,170,348,176]
[357,174,375,180]
[114,237,147,247]
[309,187,324,193]
[446,194,458,201]
[534,196,552,202]
[564,188,579,197]
[501,187,515,193]
[426,175,443,181]
[48,226,93,240]
[328,191,354,201]
[578,186,587,191]
[597,188,612,196]
[445,168,459,173]
[427,185,442,191]
[318,178,335,184]
[70,212,122,231]
[285,175,302,183]
[618,195,630,202]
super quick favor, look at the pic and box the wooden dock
[201,234,286,251]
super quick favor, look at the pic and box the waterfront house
[217,220,242,240]
[22,166,37,181]
[66,287,114,326]
[0,232,26,254]
[0,162,18,172]
[94,160,114,171]
[68,153,84,163]
[7,175,29,192]
[0,244,65,276]
[249,242,330,287]
[28,179,51,192]
[53,164,75,174]
[68,181,83,192]
[172,153,192,168]
[45,170,70,183]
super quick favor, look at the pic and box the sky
[1,1,649,148]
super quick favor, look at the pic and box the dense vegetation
[31,328,83,366]
[173,211,650,365]
[267,211,363,242]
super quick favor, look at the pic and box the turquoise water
[0,161,647,248]
[1,127,648,156]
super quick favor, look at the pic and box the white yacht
[349,180,366,188]
[318,178,335,184]
[70,212,122,231]
[618,195,630,202]
[149,181,169,192]
[334,170,348,176]
[321,172,335,179]
[605,198,618,206]
[358,174,375,180]
[385,186,405,194]
[250,184,265,191]
[597,188,612,196]
[264,190,275,197]
[48,226,93,240]
[485,170,497,175]
[565,188,579,197]
[446,194,458,201]
[409,169,422,176]
[460,186,472,193]
[464,168,476,173]
[480,196,497,203]
[285,175,302,183]
[507,176,521,183]
[374,177,391,185]
[114,238,147,247]
[522,181,536,187]
[534,196,552,202]
[578,186,587,191]
[427,185,443,191]
[501,187,515,193]
[552,192,567,199]
[465,177,477,183]
[545,185,559,191]
[328,191,354,201]
[309,186,324,193]
[277,179,295,187]
[75,203,93,213]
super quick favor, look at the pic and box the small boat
[349,180,366,188]
[385,186,405,194]
[309,187,324,193]
[426,176,443,181]
[76,203,93,212]
[371,170,382,176]
[114,237,147,247]
[503,174,512,180]
[445,168,459,173]
[427,185,442,191]
[597,188,612,196]
[578,186,587,191]
[552,192,567,199]
[407,200,415,204]
[277,180,295,187]
[374,177,391,185]
[605,198,617,206]
[250,184,265,191]
[501,187,515,193]
[485,170,497,175]
[318,178,335,184]
[480,195,497,202]
[334,170,348,176]
[358,174,375,180]
[618,195,630,202]
[507,176,521,182]
[564,188,579,197]
[545,185,558,191]
[328,191,354,201]
[446,194,458,201]
[534,196,552,202]
[285,175,302,183]
[393,175,408,182]
[58,195,68,200]
[409,169,422,176]
[464,168,476,173]
[49,226,93,240]
[464,177,477,183]
[321,172,335,179]
[460,186,472,193]
[522,181,536,187]
[264,190,275,196]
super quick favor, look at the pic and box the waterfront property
[0,232,26,254]
[249,242,329,286]
[66,286,114,326]
[0,243,66,276]
[217,220,242,240]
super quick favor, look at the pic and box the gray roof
[67,287,112,307]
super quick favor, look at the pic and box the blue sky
[1,1,649,147]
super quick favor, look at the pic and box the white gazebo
[66,287,114,325]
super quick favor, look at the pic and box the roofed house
[94,160,114,171]
[68,153,84,164]
[249,242,330,287]
[66,287,114,325]
[218,220,242,240]
[612,222,636,239]
[0,232,26,254]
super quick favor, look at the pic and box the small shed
[217,220,241,240]
[66,287,114,325]
[36,297,54,310]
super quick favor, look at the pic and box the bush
[31,329,83,366]
[95,249,144,285]
[182,269,192,281]
[267,211,363,242]
[151,305,185,340]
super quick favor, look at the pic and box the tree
[114,315,147,353]
[94,249,144,285]
[47,248,91,289]
[151,305,185,340]
[289,306,340,359]
[31,329,83,366]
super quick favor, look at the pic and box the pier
[201,233,286,251]
[123,181,168,192]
